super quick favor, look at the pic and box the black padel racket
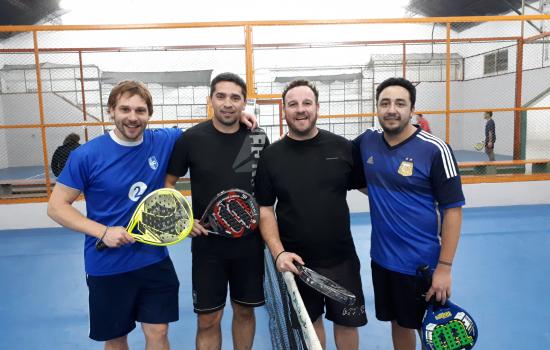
[199,188,259,238]
[96,188,193,250]
[294,262,356,306]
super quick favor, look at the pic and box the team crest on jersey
[148,156,159,170]
[398,159,414,177]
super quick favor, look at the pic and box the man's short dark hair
[63,133,80,145]
[376,77,416,108]
[485,111,493,117]
[282,79,319,105]
[210,72,247,99]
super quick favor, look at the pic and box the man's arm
[47,183,134,247]
[260,206,302,274]
[425,206,462,304]
[488,129,495,146]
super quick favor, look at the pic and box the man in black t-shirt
[166,73,269,350]
[255,80,367,350]
[51,133,80,177]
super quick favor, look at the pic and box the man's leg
[231,302,255,350]
[391,321,416,350]
[196,310,223,350]
[142,323,170,350]
[226,251,265,350]
[135,258,179,350]
[334,324,358,350]
[312,317,326,349]
[486,147,495,161]
[104,335,129,350]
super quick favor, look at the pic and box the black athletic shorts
[192,250,265,313]
[86,257,180,341]
[371,260,428,329]
[297,256,367,327]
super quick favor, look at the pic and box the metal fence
[1,14,550,202]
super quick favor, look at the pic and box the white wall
[2,181,549,229]
[0,201,86,229]
[347,181,550,213]
[1,92,86,167]
[528,92,550,139]
[0,41,7,169]
[0,96,7,169]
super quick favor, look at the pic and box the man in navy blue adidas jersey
[353,77,465,350]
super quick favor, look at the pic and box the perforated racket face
[421,300,478,350]
[96,188,193,250]
[201,189,259,238]
[296,264,356,306]
[135,189,192,244]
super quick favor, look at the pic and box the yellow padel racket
[474,141,484,151]
[96,188,193,250]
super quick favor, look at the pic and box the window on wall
[483,49,508,75]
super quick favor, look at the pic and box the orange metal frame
[1,14,550,203]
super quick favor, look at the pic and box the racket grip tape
[95,226,110,251]
[95,239,108,251]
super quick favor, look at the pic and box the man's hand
[101,226,135,248]
[241,111,258,129]
[189,220,209,237]
[276,251,304,275]
[425,264,452,305]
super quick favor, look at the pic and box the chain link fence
[1,16,550,201]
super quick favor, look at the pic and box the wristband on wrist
[100,226,109,241]
[438,259,452,266]
[274,250,286,265]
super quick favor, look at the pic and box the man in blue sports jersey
[353,77,465,350]
[47,80,256,350]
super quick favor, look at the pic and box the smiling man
[353,77,465,350]
[47,79,257,350]
[165,72,269,350]
[47,80,182,350]
[255,80,368,350]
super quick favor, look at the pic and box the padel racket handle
[95,238,107,251]
[416,264,444,306]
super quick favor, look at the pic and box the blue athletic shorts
[86,257,179,341]
[296,256,368,327]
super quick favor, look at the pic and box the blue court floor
[0,205,549,349]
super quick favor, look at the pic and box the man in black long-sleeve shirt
[484,111,496,161]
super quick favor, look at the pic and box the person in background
[354,77,465,350]
[415,113,431,133]
[51,133,80,177]
[484,111,496,161]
